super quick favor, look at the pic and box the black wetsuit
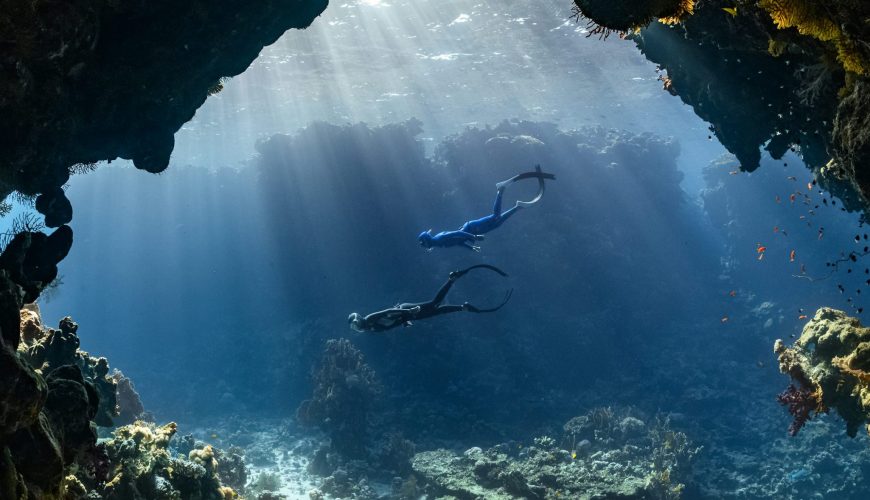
[350,264,512,333]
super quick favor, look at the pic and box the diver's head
[418,229,434,248]
[348,312,366,333]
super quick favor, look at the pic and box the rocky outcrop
[0,0,328,223]
[572,0,870,207]
[775,308,870,437]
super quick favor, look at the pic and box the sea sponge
[572,0,694,33]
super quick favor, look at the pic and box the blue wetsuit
[418,166,554,251]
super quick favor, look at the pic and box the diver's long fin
[466,288,513,313]
[515,166,549,207]
[455,263,509,277]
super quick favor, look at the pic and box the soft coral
[777,384,821,436]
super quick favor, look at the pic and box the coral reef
[0,0,327,223]
[411,408,698,499]
[296,339,381,460]
[68,421,241,499]
[775,307,870,437]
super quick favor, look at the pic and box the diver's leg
[430,276,458,305]
[491,187,504,216]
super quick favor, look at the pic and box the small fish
[210,433,219,439]
[857,235,862,243]
[800,264,806,274]
[860,308,865,314]
[787,176,797,181]
[729,170,739,175]
[758,252,765,261]
[789,249,795,262]
[757,245,767,253]
[789,194,796,203]
[807,182,814,190]
[756,361,764,368]
[775,195,781,203]
[571,451,577,459]
[722,6,737,16]
[818,228,824,240]
[729,290,737,297]
[798,315,807,320]
[721,316,729,323]
[773,226,779,233]
[782,230,788,236]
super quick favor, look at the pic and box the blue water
[15,0,870,498]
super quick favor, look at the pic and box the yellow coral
[759,0,869,75]
[836,39,870,76]
[659,0,694,25]
[759,0,839,41]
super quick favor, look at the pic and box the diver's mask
[347,313,365,333]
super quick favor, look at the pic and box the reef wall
[572,0,870,208]
[0,0,327,225]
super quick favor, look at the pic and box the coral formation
[68,421,241,499]
[571,0,694,36]
[112,369,148,426]
[775,307,870,437]
[296,339,381,459]
[411,408,698,499]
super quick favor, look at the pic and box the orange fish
[721,316,729,323]
[789,194,796,203]
[789,249,795,262]
[757,246,767,253]
[798,315,807,320]
[729,290,737,297]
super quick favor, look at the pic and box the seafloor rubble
[572,0,870,208]
[0,0,327,225]
[775,307,870,438]
[410,408,698,500]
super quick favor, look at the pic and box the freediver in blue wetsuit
[418,165,555,251]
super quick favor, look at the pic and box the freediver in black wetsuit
[347,264,512,333]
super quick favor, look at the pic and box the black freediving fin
[494,165,554,206]
[453,263,509,278]
[465,288,513,313]
[515,165,552,207]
